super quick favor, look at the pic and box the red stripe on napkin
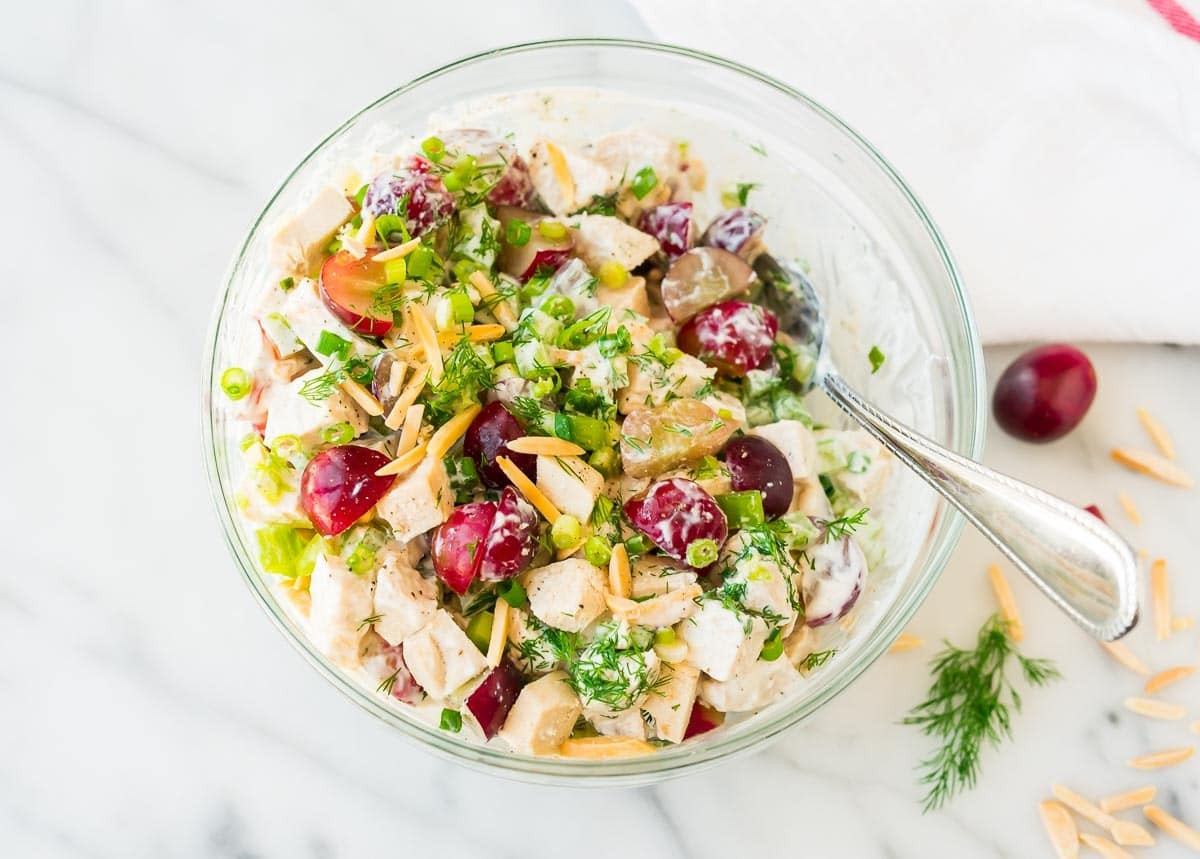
[1146,0,1200,40]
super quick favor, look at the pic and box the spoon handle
[822,372,1138,641]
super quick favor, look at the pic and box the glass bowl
[202,39,985,786]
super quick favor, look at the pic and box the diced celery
[256,525,306,578]
[383,257,407,285]
[465,611,494,653]
[715,490,766,529]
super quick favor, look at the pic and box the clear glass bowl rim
[201,37,987,786]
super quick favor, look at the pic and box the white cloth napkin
[627,0,1200,345]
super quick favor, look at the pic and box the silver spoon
[753,255,1138,641]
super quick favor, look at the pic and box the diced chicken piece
[545,258,601,317]
[816,429,894,504]
[358,630,424,704]
[498,670,582,755]
[572,341,629,404]
[595,278,650,324]
[260,313,305,359]
[750,420,819,483]
[699,657,800,712]
[235,442,307,525]
[588,131,685,216]
[375,457,454,543]
[631,557,698,599]
[527,141,618,216]
[308,552,376,669]
[702,391,747,435]
[607,586,702,630]
[536,455,604,522]
[281,278,373,364]
[263,368,368,449]
[525,558,607,633]
[680,602,768,682]
[641,662,700,743]
[506,608,564,674]
[402,609,488,700]
[790,480,833,520]
[570,215,659,273]
[452,203,501,269]
[719,531,800,633]
[270,186,353,277]
[618,350,714,414]
[372,544,439,645]
[591,707,648,740]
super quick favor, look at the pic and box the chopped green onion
[491,341,516,364]
[846,450,871,474]
[654,627,676,646]
[506,219,531,246]
[346,541,376,575]
[630,166,658,200]
[759,628,784,662]
[220,367,251,400]
[558,308,611,350]
[551,412,609,451]
[597,260,628,289]
[520,274,552,303]
[448,291,475,324]
[442,171,464,192]
[625,533,653,556]
[715,490,766,529]
[316,330,351,360]
[255,525,306,578]
[271,434,304,459]
[551,514,582,549]
[278,276,295,291]
[465,610,494,653]
[685,538,719,568]
[498,578,527,608]
[530,376,559,399]
[421,136,445,160]
[541,294,575,322]
[383,257,407,285]
[584,536,612,567]
[537,220,568,240]
[374,214,409,245]
[439,708,463,733]
[868,345,886,374]
[343,357,374,386]
[321,422,354,446]
[353,184,369,206]
[587,446,620,478]
[452,259,480,283]
[326,238,342,255]
[406,245,435,278]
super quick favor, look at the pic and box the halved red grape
[992,344,1097,443]
[319,249,393,337]
[638,202,693,260]
[361,635,424,704]
[431,501,498,594]
[803,535,866,627]
[661,247,757,322]
[479,487,539,581]
[300,445,395,536]
[723,435,793,519]
[463,401,535,489]
[439,130,535,208]
[466,658,523,739]
[362,158,455,238]
[1084,504,1106,522]
[683,702,723,739]
[624,478,728,566]
[677,300,778,377]
[701,207,766,260]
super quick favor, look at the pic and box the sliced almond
[1137,406,1176,459]
[469,270,517,330]
[1174,615,1195,632]
[1124,696,1185,720]
[374,441,427,477]
[486,597,510,668]
[558,736,656,759]
[395,403,425,455]
[1099,785,1156,814]
[427,403,482,461]
[1038,799,1079,859]
[889,633,924,653]
[339,378,383,417]
[1145,665,1196,695]
[987,563,1024,641]
[1052,783,1117,831]
[496,455,561,523]
[1110,819,1156,847]
[1151,558,1171,641]
[1117,491,1141,526]
[608,542,631,599]
[373,237,421,262]
[1192,719,1200,735]
[406,305,443,383]
[506,436,586,457]
[1078,833,1132,859]
[1144,805,1200,851]
[353,210,377,248]
[435,323,507,347]
[1100,640,1151,676]
[385,360,429,429]
[1110,447,1194,488]
[1127,745,1195,770]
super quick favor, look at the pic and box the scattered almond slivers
[1100,640,1151,676]
[1110,820,1157,847]
[1192,719,1200,735]
[1124,696,1185,720]
[435,323,507,347]
[372,237,421,262]
[406,305,443,383]
[1127,745,1195,770]
[374,441,427,477]
[1078,833,1133,859]
[558,736,656,759]
[496,455,561,523]
[1151,559,1171,641]
[889,633,924,653]
[987,563,1024,641]
[1136,406,1176,459]
[608,542,631,599]
[427,403,481,461]
[395,404,425,455]
[339,378,383,417]
[1174,615,1195,632]
[1110,447,1194,488]
[1144,805,1200,851]
[505,436,586,457]
[1099,785,1156,814]
[1117,491,1141,525]
[469,270,517,330]
[1051,783,1118,832]
[386,361,429,430]
[1145,665,1196,695]
[1038,799,1078,859]
[486,597,510,668]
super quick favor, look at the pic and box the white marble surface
[3,3,1199,857]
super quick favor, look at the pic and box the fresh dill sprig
[356,614,383,631]
[822,507,870,541]
[798,648,836,673]
[419,337,494,425]
[902,615,1059,812]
